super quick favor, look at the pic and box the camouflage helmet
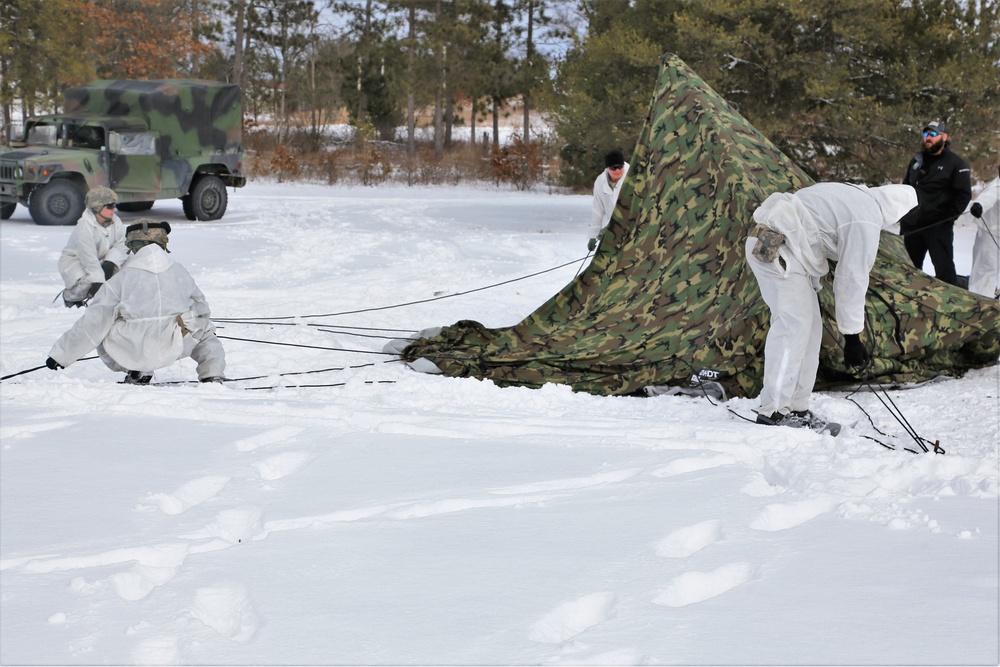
[85,186,118,212]
[125,219,171,253]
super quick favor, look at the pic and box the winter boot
[199,376,225,384]
[791,410,842,436]
[123,371,153,385]
[755,411,810,428]
[756,410,841,436]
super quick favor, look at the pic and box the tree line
[2,0,997,188]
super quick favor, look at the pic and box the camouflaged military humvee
[0,80,246,225]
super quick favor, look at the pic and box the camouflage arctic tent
[401,54,999,398]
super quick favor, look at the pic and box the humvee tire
[29,180,84,226]
[181,194,197,221]
[189,175,227,221]
[117,201,155,212]
[1,202,15,219]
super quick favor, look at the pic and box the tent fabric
[400,54,999,398]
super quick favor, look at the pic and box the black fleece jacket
[899,146,972,233]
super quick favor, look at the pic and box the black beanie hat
[604,149,625,169]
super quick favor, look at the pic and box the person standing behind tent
[746,183,918,430]
[45,219,226,385]
[898,121,972,286]
[587,149,631,251]
[57,186,128,307]
[966,172,1000,298]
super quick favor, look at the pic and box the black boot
[123,371,153,385]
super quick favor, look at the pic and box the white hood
[868,184,918,228]
[125,243,174,273]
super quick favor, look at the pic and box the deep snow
[1,181,997,666]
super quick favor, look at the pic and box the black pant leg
[904,231,928,270]
[925,223,958,285]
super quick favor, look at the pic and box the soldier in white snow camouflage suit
[747,183,918,430]
[46,219,226,385]
[57,187,127,307]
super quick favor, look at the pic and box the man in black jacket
[899,120,972,286]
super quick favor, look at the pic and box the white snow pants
[969,216,999,299]
[746,237,822,416]
[98,330,226,380]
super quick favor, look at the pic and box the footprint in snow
[0,420,75,440]
[650,454,738,478]
[251,451,311,481]
[655,519,722,558]
[129,634,183,665]
[548,647,648,665]
[187,581,259,643]
[653,562,753,607]
[110,543,189,601]
[529,592,616,644]
[749,498,836,531]
[233,425,304,452]
[138,475,231,515]
[489,469,641,495]
[180,507,263,544]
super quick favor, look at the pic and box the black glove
[587,238,597,252]
[101,260,118,280]
[843,334,871,371]
[970,202,983,218]
[45,357,63,370]
[86,282,103,298]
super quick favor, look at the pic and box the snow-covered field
[1,181,997,666]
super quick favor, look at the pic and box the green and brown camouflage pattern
[0,80,244,222]
[401,54,999,396]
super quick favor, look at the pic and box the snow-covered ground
[1,181,997,666]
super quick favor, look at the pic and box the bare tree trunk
[523,0,533,139]
[492,0,503,152]
[358,0,373,125]
[492,95,500,152]
[278,19,289,143]
[233,0,245,93]
[444,91,454,148]
[406,4,416,183]
[470,98,477,148]
[1,55,9,140]
[432,0,445,161]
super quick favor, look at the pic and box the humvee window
[70,125,105,150]
[26,123,59,146]
[116,132,157,156]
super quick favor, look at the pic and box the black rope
[214,320,418,334]
[152,359,405,386]
[215,334,396,356]
[243,380,397,391]
[817,290,951,454]
[1,364,48,381]
[214,256,587,322]
[574,250,593,278]
[843,371,943,454]
[315,328,405,341]
[1,355,100,382]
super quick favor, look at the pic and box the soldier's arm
[948,159,973,219]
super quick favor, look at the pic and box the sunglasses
[103,203,117,209]
[608,165,625,171]
[923,130,940,138]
